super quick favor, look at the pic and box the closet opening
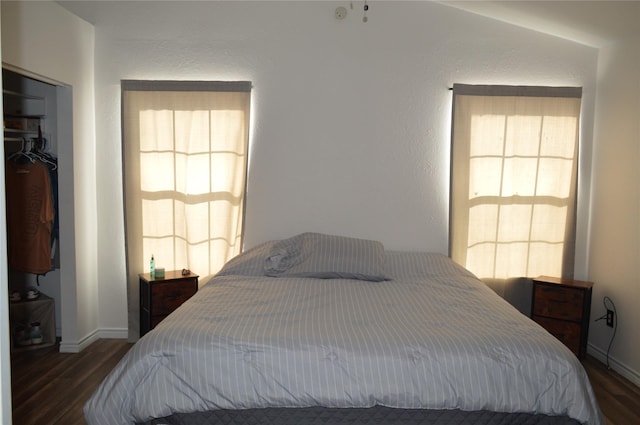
[3,67,71,352]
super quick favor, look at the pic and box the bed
[84,232,603,425]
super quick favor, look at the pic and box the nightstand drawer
[151,315,168,329]
[532,284,584,322]
[151,281,197,315]
[532,316,581,356]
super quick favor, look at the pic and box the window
[450,84,581,281]
[122,80,251,339]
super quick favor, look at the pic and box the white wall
[589,35,640,385]
[90,1,598,334]
[1,1,98,351]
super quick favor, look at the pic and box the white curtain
[122,82,251,340]
[450,84,581,283]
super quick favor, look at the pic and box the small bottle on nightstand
[150,255,156,279]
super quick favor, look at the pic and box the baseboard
[97,328,129,339]
[587,342,640,388]
[58,327,128,353]
[59,331,98,353]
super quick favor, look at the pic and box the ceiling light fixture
[334,1,370,23]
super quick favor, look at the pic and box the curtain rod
[449,84,582,98]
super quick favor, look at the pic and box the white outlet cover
[335,6,347,20]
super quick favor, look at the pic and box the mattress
[84,235,603,425]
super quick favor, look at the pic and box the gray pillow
[216,241,274,276]
[264,232,389,282]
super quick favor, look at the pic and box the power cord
[594,296,617,369]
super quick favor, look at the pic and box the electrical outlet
[606,309,614,328]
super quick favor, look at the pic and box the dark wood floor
[11,338,133,425]
[10,339,640,425]
[581,355,640,425]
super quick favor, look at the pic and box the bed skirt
[139,406,582,425]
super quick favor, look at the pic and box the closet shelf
[3,89,45,101]
[4,128,40,133]
[3,89,46,117]
[4,113,45,119]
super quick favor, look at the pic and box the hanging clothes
[31,135,60,269]
[47,161,60,269]
[5,157,55,274]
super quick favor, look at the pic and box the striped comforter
[84,246,603,425]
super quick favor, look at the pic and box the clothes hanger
[7,138,36,164]
[30,141,58,170]
[32,128,58,170]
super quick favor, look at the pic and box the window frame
[449,84,582,281]
[121,80,252,340]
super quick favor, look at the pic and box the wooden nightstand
[139,270,199,337]
[531,276,593,359]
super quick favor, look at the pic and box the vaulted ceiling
[57,1,639,48]
[442,1,639,48]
